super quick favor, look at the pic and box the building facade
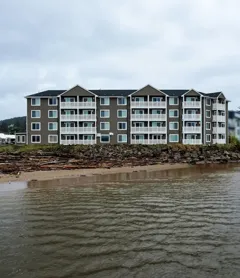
[228,111,240,140]
[24,85,229,145]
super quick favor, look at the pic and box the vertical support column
[147,95,150,145]
[165,96,168,145]
[182,95,184,144]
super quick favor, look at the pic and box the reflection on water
[0,165,240,278]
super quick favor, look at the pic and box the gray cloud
[0,0,240,119]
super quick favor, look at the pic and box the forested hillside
[0,116,26,134]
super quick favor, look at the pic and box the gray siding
[131,85,166,96]
[167,97,181,143]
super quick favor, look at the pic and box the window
[31,135,41,143]
[48,122,58,131]
[206,110,211,118]
[206,122,211,130]
[169,97,179,105]
[31,98,41,106]
[134,97,144,102]
[100,122,110,130]
[118,134,127,143]
[169,134,179,142]
[48,110,58,118]
[31,110,41,118]
[100,135,110,143]
[118,122,127,130]
[206,98,211,106]
[48,98,58,106]
[206,134,211,142]
[169,122,179,130]
[64,97,75,102]
[48,135,58,143]
[117,97,127,105]
[31,122,41,131]
[100,97,110,105]
[117,110,127,118]
[100,110,110,118]
[152,97,162,102]
[17,135,25,143]
[83,97,93,102]
[169,110,179,118]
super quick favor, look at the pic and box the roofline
[58,84,98,97]
[128,84,168,97]
[181,88,203,97]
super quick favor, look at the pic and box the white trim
[117,122,127,130]
[206,122,211,130]
[169,122,179,130]
[48,97,58,106]
[48,134,58,143]
[117,97,127,105]
[206,98,211,106]
[206,110,211,118]
[31,98,41,106]
[100,109,110,118]
[48,122,58,131]
[31,122,41,131]
[182,89,202,97]
[100,122,110,130]
[31,110,41,118]
[48,110,58,118]
[169,109,179,118]
[100,97,110,106]
[128,84,168,97]
[100,134,110,143]
[169,97,179,105]
[58,85,97,97]
[206,134,211,143]
[117,134,128,143]
[117,109,127,118]
[31,134,41,144]
[169,134,179,143]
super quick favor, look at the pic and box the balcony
[183,126,202,133]
[131,139,148,144]
[213,139,226,144]
[149,139,167,144]
[131,101,166,108]
[60,115,96,121]
[213,127,226,134]
[213,115,225,122]
[61,102,96,109]
[183,101,201,108]
[183,114,201,121]
[61,139,96,145]
[183,139,202,145]
[213,103,225,110]
[61,127,96,134]
[131,127,167,133]
[131,114,167,121]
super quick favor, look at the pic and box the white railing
[131,114,167,121]
[131,127,167,133]
[183,126,202,133]
[131,114,148,121]
[213,127,226,134]
[149,139,167,144]
[60,115,96,121]
[61,102,96,109]
[183,139,202,145]
[131,101,166,108]
[131,127,149,133]
[213,139,226,144]
[183,114,201,121]
[131,139,148,144]
[61,139,96,145]
[213,103,225,110]
[61,127,96,134]
[183,101,201,108]
[213,115,225,122]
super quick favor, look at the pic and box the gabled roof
[90,89,136,97]
[161,89,189,96]
[26,90,65,97]
[205,92,222,97]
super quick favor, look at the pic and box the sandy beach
[0,163,191,184]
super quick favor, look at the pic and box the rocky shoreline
[0,144,240,175]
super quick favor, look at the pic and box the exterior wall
[131,85,165,96]
[60,85,95,97]
[167,97,181,143]
[27,98,59,144]
[204,97,213,144]
[15,132,26,145]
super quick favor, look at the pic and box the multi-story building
[228,110,240,140]
[21,85,229,145]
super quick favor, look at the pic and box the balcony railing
[213,127,226,134]
[183,139,202,145]
[131,101,166,108]
[131,127,167,133]
[183,126,202,133]
[131,139,148,144]
[213,139,226,144]
[183,114,201,121]
[61,127,96,134]
[60,115,96,121]
[61,102,96,109]
[131,114,167,121]
[61,139,96,145]
[213,115,225,122]
[213,103,225,110]
[149,139,167,144]
[183,101,201,108]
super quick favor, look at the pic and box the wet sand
[0,163,191,184]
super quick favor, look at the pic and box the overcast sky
[0,0,240,120]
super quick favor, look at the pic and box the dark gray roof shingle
[90,89,136,97]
